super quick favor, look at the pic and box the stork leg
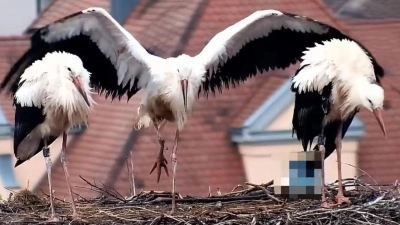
[43,141,59,222]
[316,134,336,208]
[150,120,169,183]
[59,132,82,220]
[335,122,351,205]
[170,128,180,214]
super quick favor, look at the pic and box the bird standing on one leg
[291,39,386,207]
[1,7,375,213]
[10,52,94,221]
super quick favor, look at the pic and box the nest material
[1,178,400,225]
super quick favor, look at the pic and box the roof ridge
[23,0,59,34]
[0,36,29,41]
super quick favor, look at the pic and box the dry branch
[1,177,399,224]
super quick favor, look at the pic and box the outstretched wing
[1,7,161,100]
[194,10,384,96]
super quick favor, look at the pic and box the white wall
[0,0,39,36]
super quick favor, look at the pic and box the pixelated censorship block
[274,151,323,200]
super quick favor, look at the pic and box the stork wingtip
[14,159,23,168]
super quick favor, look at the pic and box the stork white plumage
[11,52,94,221]
[0,7,379,212]
[291,39,386,207]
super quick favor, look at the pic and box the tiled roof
[27,0,110,30]
[0,37,30,122]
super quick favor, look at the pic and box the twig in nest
[40,189,64,203]
[72,191,88,202]
[217,188,222,196]
[126,157,133,197]
[79,176,125,202]
[341,162,379,189]
[231,184,244,193]
[150,215,163,225]
[99,209,145,223]
[99,180,125,201]
[147,194,270,204]
[132,206,190,224]
[126,153,136,196]
[245,182,282,203]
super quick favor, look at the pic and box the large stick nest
[1,177,400,224]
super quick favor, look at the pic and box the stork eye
[67,67,72,72]
[368,99,373,107]
[177,69,180,73]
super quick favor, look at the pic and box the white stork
[0,7,378,212]
[291,39,386,207]
[10,52,94,221]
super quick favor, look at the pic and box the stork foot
[150,141,169,183]
[150,157,169,183]
[336,194,351,205]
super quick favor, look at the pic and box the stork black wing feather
[0,11,157,100]
[199,13,384,96]
[291,64,333,154]
[1,29,136,99]
[316,112,357,159]
[13,102,57,167]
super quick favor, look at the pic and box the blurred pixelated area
[274,151,322,200]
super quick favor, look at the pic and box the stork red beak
[373,108,387,138]
[181,79,188,112]
[72,77,90,107]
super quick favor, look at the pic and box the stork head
[360,83,386,137]
[176,54,194,112]
[58,54,92,107]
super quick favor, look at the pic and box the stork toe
[321,201,338,208]
[336,195,351,205]
[150,155,169,183]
